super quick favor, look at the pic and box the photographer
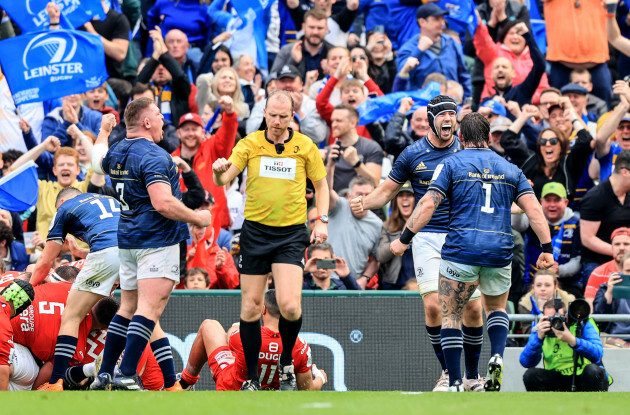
[303,243,361,290]
[519,300,608,392]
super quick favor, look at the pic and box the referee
[213,90,329,391]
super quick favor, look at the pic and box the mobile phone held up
[316,259,337,270]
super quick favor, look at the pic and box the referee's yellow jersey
[228,130,327,227]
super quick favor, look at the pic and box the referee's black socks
[240,319,262,381]
[279,315,302,367]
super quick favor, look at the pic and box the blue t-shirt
[388,136,461,233]
[598,142,623,182]
[429,148,534,268]
[101,138,189,249]
[48,193,119,252]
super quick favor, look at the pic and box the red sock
[181,368,200,386]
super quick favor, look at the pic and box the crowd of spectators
[0,0,630,342]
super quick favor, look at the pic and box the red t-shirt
[585,260,618,299]
[11,282,93,363]
[229,326,312,390]
[0,273,18,289]
[0,298,14,366]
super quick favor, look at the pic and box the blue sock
[50,335,78,383]
[151,337,176,388]
[440,328,463,386]
[120,315,155,376]
[462,325,483,379]
[486,311,510,357]
[99,314,130,376]
[426,325,446,371]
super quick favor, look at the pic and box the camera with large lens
[545,313,566,337]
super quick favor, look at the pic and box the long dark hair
[385,195,408,233]
[535,127,569,174]
[498,19,526,45]
[350,45,379,81]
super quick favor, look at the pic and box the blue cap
[561,83,588,95]
[481,99,507,117]
[416,3,448,20]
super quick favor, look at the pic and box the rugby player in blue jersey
[351,96,485,391]
[390,112,554,392]
[32,187,121,391]
[90,105,211,391]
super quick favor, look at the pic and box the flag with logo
[0,0,105,33]
[436,0,478,38]
[227,0,273,69]
[357,82,442,125]
[0,30,108,105]
[0,161,39,212]
[528,0,547,54]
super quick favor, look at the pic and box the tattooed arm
[406,190,444,233]
[390,190,444,256]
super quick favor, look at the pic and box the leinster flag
[0,161,39,212]
[528,0,547,54]
[357,82,442,125]
[229,0,273,69]
[0,0,105,32]
[0,30,108,105]
[436,0,478,38]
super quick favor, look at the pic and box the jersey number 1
[481,183,495,214]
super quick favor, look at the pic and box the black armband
[541,243,553,254]
[399,227,416,245]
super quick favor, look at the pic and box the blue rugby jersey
[388,136,461,233]
[48,193,119,252]
[429,148,533,267]
[101,138,189,249]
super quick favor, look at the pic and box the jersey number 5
[481,183,495,214]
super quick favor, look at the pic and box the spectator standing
[302,243,361,290]
[594,81,630,182]
[383,99,429,160]
[165,29,198,83]
[42,94,103,148]
[396,3,471,98]
[593,250,630,338]
[580,151,630,283]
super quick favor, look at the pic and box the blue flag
[437,0,478,38]
[0,30,108,105]
[528,0,547,55]
[0,0,105,33]
[0,161,39,212]
[357,82,442,125]
[229,0,273,69]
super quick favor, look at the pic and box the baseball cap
[178,112,203,128]
[277,64,302,81]
[416,3,448,20]
[560,83,588,96]
[490,116,512,134]
[620,113,630,123]
[541,182,567,199]
[481,99,507,117]
[611,227,630,241]
[398,182,414,195]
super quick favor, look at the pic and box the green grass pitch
[4,392,628,415]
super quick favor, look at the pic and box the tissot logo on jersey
[259,156,297,180]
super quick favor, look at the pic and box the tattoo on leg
[439,275,476,329]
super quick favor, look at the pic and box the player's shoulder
[34,281,72,299]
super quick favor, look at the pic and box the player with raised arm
[179,289,326,391]
[213,90,329,391]
[90,101,211,391]
[350,95,485,391]
[390,112,554,392]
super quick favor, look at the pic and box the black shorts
[237,220,309,275]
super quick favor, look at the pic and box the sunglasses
[539,137,559,146]
[617,124,630,131]
[539,101,558,107]
[352,56,367,62]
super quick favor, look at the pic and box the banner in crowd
[528,0,547,55]
[0,0,104,32]
[227,0,273,70]
[0,30,108,105]
[357,82,442,125]
[436,0,478,38]
[0,161,39,212]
